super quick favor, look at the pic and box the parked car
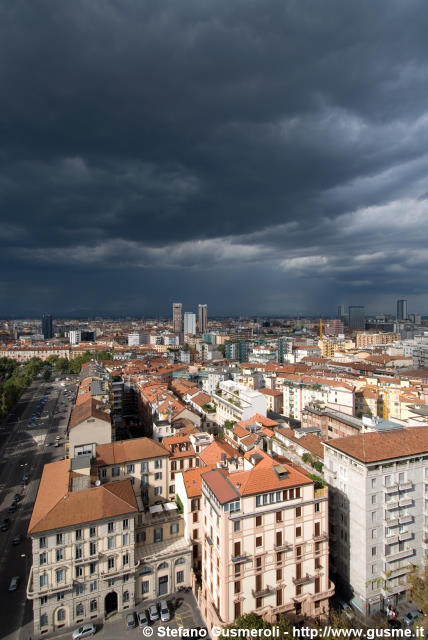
[55,435,61,440]
[137,610,149,628]
[12,535,22,546]
[72,623,96,639]
[125,613,136,629]
[8,576,20,592]
[159,600,170,622]
[403,610,422,626]
[1,519,10,531]
[148,604,159,622]
[13,494,21,502]
[337,600,355,620]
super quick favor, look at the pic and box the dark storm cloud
[1,0,428,314]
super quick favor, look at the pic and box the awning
[164,502,178,511]
[149,504,163,514]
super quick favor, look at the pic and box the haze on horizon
[1,1,428,317]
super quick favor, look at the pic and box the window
[107,579,115,587]
[39,536,46,549]
[256,515,262,527]
[315,577,321,593]
[136,532,146,543]
[142,580,150,594]
[155,472,162,480]
[123,591,129,603]
[175,557,185,565]
[234,580,241,594]
[170,523,179,535]
[101,468,107,479]
[90,581,97,592]
[123,533,129,546]
[107,522,114,533]
[158,562,168,570]
[372,495,377,504]
[177,570,184,584]
[56,533,63,545]
[123,553,129,566]
[141,461,148,473]
[296,506,302,518]
[57,608,65,621]
[57,591,65,601]
[108,537,115,550]
[256,536,262,547]
[56,548,64,562]
[89,562,97,575]
[90,527,96,538]
[90,600,97,612]
[154,486,162,496]
[154,528,163,543]
[193,512,198,523]
[75,529,82,541]
[40,596,48,605]
[126,464,134,474]
[56,569,64,583]
[75,544,82,560]
[39,552,47,566]
[40,614,48,627]
[76,603,84,616]
[276,568,282,581]
[108,557,115,570]
[112,467,120,477]
[234,521,241,532]
[39,573,48,588]
[371,546,377,557]
[385,475,392,487]
[296,526,302,538]
[75,566,83,579]
[90,542,97,556]
[276,512,283,523]
[155,458,162,469]
[123,573,129,582]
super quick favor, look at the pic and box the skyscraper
[41,314,53,339]
[397,299,408,321]
[183,312,196,335]
[172,302,183,333]
[348,306,365,330]
[198,304,208,333]
[338,304,346,319]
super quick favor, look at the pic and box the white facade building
[183,313,196,336]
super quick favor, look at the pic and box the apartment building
[68,399,112,459]
[213,380,267,426]
[323,428,428,616]
[355,333,401,348]
[282,375,355,422]
[259,388,283,414]
[198,455,333,627]
[302,402,362,439]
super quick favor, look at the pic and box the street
[0,377,77,640]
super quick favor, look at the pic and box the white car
[72,623,96,639]
[8,576,20,592]
[160,600,170,622]
[137,611,149,628]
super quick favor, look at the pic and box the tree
[302,452,313,464]
[217,344,225,355]
[408,564,428,613]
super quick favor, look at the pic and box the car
[148,604,159,622]
[55,435,61,440]
[338,600,355,620]
[159,600,170,622]
[403,610,422,626]
[125,613,137,629]
[13,494,21,502]
[1,519,10,531]
[23,473,29,481]
[8,504,17,513]
[8,576,20,591]
[12,535,22,545]
[54,442,59,447]
[72,623,96,639]
[137,610,149,628]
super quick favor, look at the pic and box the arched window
[57,609,66,621]
[175,557,185,565]
[158,562,168,571]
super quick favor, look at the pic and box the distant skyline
[2,1,428,316]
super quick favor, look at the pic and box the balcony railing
[313,532,328,542]
[384,548,414,563]
[399,498,413,508]
[274,542,292,552]
[399,515,413,525]
[231,553,251,563]
[252,586,274,598]
[292,573,312,585]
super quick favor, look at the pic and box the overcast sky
[1,0,428,317]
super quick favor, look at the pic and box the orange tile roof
[182,465,217,498]
[96,438,169,466]
[229,459,312,496]
[29,462,137,534]
[199,439,240,466]
[324,426,428,463]
[69,398,110,429]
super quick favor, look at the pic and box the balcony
[231,553,251,564]
[399,498,413,508]
[313,532,328,542]
[252,586,274,598]
[399,481,413,491]
[384,515,400,526]
[399,515,413,525]
[292,573,312,585]
[385,535,399,545]
[384,548,415,563]
[382,565,410,579]
[384,484,399,493]
[399,532,413,542]
[274,542,292,552]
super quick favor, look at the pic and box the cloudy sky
[1,0,428,317]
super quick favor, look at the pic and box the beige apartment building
[28,438,192,638]
[198,454,333,627]
[355,333,401,348]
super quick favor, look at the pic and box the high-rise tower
[397,299,408,321]
[42,314,53,339]
[172,303,183,334]
[198,304,208,333]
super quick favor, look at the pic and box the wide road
[0,376,78,640]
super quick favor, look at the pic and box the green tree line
[0,356,45,418]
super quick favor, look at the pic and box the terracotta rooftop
[29,461,137,534]
[199,439,240,466]
[69,398,110,429]
[96,437,169,466]
[202,468,240,504]
[182,464,217,498]
[323,426,428,463]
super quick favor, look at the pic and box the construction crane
[319,318,323,340]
